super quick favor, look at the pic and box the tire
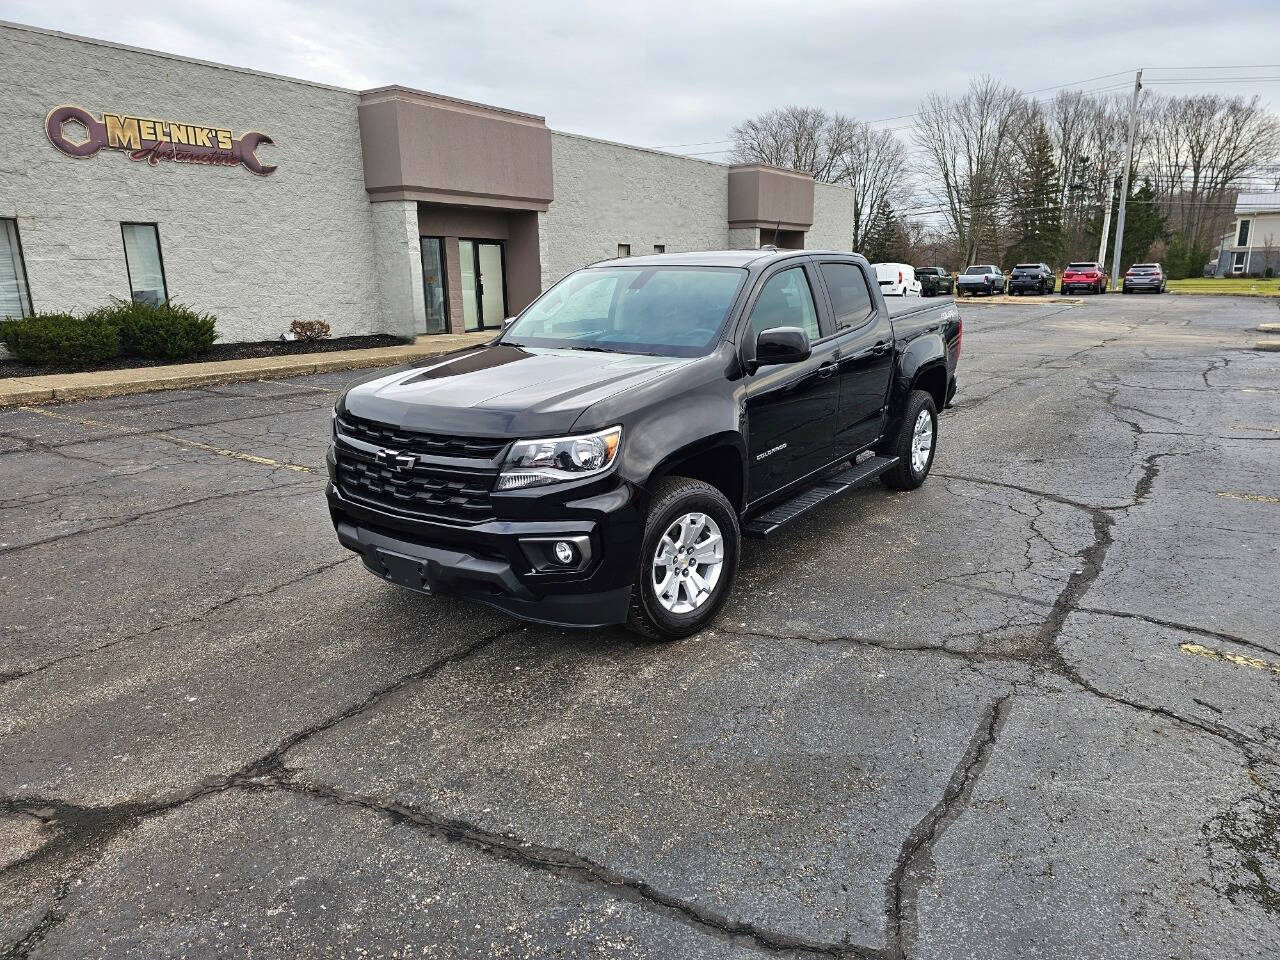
[626,477,740,641]
[1037,281,1045,295]
[880,390,938,491]
[984,282,992,296]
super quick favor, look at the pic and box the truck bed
[886,296,958,336]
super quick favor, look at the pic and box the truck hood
[341,343,693,438]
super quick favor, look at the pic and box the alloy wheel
[911,409,934,476]
[652,512,725,614]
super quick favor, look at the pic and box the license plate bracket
[374,548,431,593]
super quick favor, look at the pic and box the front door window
[420,236,447,334]
[459,240,507,332]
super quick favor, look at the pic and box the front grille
[336,412,508,461]
[335,446,496,522]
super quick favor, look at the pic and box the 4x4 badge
[375,448,417,473]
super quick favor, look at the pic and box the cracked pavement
[2,294,1279,958]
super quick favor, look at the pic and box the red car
[1061,261,1108,294]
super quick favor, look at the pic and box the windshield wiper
[564,344,617,353]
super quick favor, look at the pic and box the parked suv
[956,265,1006,296]
[1122,263,1166,294]
[915,266,955,297]
[328,250,961,640]
[1061,262,1108,294]
[1008,263,1056,295]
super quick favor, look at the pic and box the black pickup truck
[328,250,961,640]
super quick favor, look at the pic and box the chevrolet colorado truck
[328,249,961,640]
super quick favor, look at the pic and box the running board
[742,456,899,538]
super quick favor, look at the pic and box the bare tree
[729,106,849,183]
[913,75,1022,265]
[837,123,909,250]
[1145,94,1280,254]
[730,106,908,250]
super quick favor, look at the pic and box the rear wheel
[880,390,938,491]
[1037,280,1046,295]
[626,477,740,641]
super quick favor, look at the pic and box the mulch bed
[0,334,413,379]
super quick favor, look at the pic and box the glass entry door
[419,236,448,334]
[459,239,507,331]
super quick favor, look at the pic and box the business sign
[45,105,276,176]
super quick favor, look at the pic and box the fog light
[553,540,576,565]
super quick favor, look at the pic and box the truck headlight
[496,426,622,490]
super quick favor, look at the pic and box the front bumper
[326,456,644,628]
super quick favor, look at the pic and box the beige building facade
[0,20,855,342]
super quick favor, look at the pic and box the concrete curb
[1258,323,1280,333]
[1255,340,1280,352]
[0,332,491,408]
[958,295,1084,305]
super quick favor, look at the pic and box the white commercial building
[0,20,855,341]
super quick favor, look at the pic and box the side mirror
[752,326,811,370]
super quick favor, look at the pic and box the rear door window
[818,262,875,330]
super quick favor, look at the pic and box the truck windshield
[501,266,747,357]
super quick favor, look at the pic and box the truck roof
[587,249,856,269]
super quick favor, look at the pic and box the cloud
[3,0,1278,155]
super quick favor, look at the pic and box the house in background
[1213,192,1280,277]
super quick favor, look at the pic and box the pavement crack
[0,556,360,686]
[0,478,315,557]
[1077,607,1280,659]
[240,624,525,782]
[0,622,525,923]
[280,779,882,959]
[885,695,1011,960]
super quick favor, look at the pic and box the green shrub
[96,300,217,361]
[0,312,121,366]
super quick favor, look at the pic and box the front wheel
[626,477,740,641]
[880,390,938,491]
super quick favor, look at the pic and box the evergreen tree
[862,200,911,263]
[1117,179,1166,270]
[1004,123,1064,267]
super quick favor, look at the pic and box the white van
[872,262,921,297]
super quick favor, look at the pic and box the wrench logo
[45,105,277,176]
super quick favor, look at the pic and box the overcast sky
[3,0,1279,157]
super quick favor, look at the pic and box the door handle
[871,340,891,356]
[818,361,837,379]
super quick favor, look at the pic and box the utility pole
[1109,68,1144,290]
[1097,177,1116,266]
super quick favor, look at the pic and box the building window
[653,244,666,254]
[0,218,33,319]
[1238,219,1251,247]
[121,223,168,305]
[617,243,631,257]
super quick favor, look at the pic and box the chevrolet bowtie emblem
[375,448,417,472]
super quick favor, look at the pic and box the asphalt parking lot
[2,293,1279,959]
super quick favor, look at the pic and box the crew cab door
[741,262,839,503]
[814,260,895,454]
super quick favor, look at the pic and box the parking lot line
[18,405,319,475]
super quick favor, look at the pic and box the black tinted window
[819,262,874,329]
[749,267,820,342]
